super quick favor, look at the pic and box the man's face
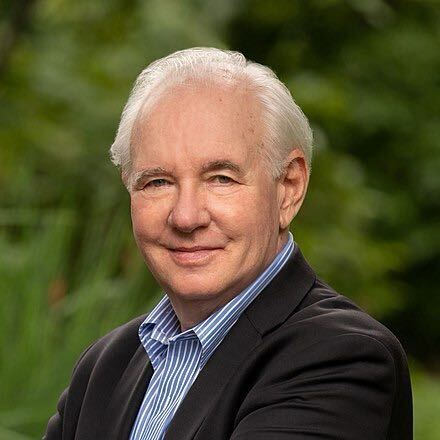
[129,83,286,318]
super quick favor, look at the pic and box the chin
[164,275,229,302]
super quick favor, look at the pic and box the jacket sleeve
[230,333,412,440]
[43,388,68,440]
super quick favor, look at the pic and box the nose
[167,182,211,233]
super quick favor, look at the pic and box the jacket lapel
[164,315,261,440]
[100,344,154,440]
[164,245,316,440]
[244,245,316,336]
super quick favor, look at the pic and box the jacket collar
[244,243,316,336]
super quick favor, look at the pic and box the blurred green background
[1,0,439,438]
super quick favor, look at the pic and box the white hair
[109,47,313,182]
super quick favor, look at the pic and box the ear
[277,148,310,230]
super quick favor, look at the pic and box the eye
[212,175,235,184]
[144,178,171,188]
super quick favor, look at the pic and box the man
[44,47,412,439]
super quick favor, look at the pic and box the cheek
[130,199,144,235]
[250,189,280,236]
[209,190,276,237]
[130,197,164,241]
[207,195,251,233]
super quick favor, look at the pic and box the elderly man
[45,48,412,440]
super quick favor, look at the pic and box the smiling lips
[168,246,222,266]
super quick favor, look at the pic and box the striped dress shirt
[129,232,294,440]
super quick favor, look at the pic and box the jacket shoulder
[291,277,406,356]
[73,314,147,374]
[234,278,412,439]
[44,314,147,439]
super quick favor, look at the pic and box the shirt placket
[146,336,202,440]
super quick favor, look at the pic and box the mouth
[168,247,222,266]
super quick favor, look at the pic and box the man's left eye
[212,175,234,184]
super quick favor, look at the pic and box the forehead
[130,82,265,171]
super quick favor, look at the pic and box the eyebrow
[131,167,170,190]
[131,160,244,189]
[201,160,243,175]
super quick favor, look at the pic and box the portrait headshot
[2,2,439,440]
[42,47,411,439]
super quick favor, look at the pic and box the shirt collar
[139,297,180,346]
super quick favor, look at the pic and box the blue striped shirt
[129,233,294,440]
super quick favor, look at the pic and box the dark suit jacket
[44,246,412,439]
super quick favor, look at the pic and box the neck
[277,230,289,253]
[170,291,241,332]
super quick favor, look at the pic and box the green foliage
[0,199,160,435]
[0,0,438,437]
[411,362,440,439]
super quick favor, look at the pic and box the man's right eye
[145,179,170,188]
